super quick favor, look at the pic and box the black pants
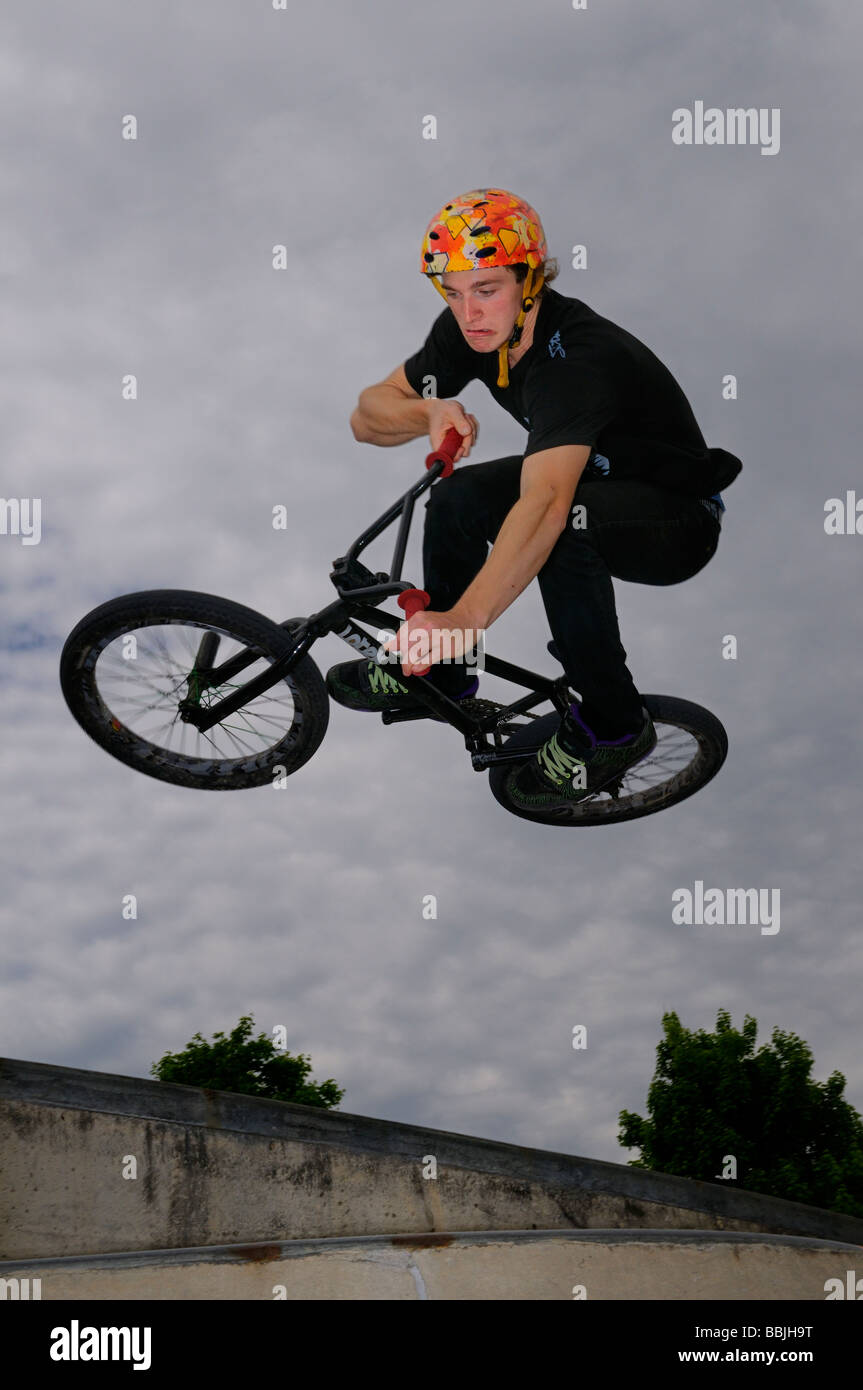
[422,454,721,737]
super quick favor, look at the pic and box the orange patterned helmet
[420,188,548,387]
[421,188,547,276]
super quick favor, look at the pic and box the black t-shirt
[403,287,741,500]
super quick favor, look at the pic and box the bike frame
[181,455,573,771]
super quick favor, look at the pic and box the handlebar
[393,430,464,673]
[397,588,431,621]
[396,587,432,675]
[335,425,468,634]
[424,425,465,477]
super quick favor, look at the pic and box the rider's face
[440,268,522,352]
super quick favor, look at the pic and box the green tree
[150,1014,344,1109]
[618,1009,863,1217]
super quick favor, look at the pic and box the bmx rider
[327,188,741,810]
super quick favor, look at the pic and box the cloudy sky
[2,0,861,1175]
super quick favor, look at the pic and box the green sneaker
[506,704,657,811]
[326,658,479,713]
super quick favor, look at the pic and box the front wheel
[60,590,329,790]
[488,694,728,826]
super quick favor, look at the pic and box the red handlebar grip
[424,425,464,477]
[397,588,430,619]
[396,588,431,675]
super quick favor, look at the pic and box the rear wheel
[488,693,727,826]
[60,590,329,790]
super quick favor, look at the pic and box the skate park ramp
[1,1057,860,1300]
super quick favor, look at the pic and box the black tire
[60,590,329,790]
[488,693,727,826]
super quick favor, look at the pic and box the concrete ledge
[3,1056,862,1259]
[2,1230,859,1301]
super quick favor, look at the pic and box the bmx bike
[60,428,728,826]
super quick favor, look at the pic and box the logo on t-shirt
[548,329,565,359]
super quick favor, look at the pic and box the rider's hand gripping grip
[425,425,465,477]
[396,588,432,676]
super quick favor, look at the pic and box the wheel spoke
[91,622,300,766]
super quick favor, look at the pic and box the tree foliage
[150,1014,344,1109]
[618,1009,863,1217]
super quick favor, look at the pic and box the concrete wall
[1,1231,859,1301]
[3,1056,862,1261]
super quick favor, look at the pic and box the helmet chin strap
[497,267,544,388]
[430,268,545,390]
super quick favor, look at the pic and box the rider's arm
[353,306,478,447]
[350,365,432,447]
[450,338,618,628]
[452,445,591,630]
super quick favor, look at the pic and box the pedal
[380,707,437,724]
[381,696,539,732]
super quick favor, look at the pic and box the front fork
[176,602,404,732]
[177,619,312,731]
